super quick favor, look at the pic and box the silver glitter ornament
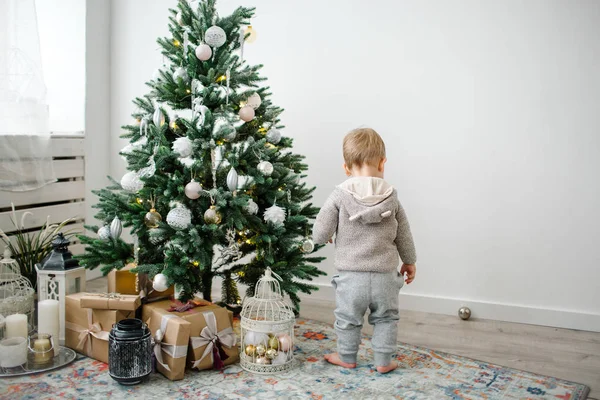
[266,128,281,145]
[173,67,189,82]
[205,25,227,47]
[120,171,144,192]
[98,226,110,240]
[166,205,192,229]
[257,160,273,176]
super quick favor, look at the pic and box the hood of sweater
[337,177,396,224]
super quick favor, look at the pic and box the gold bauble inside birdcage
[239,268,296,374]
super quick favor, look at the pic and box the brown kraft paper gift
[149,308,192,381]
[141,300,238,370]
[79,293,141,311]
[107,263,174,299]
[65,292,135,363]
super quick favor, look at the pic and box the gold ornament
[255,343,266,356]
[144,208,162,229]
[245,344,256,357]
[268,335,279,350]
[203,205,222,224]
[265,348,278,359]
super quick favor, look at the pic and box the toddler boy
[313,128,417,373]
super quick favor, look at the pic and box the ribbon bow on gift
[65,309,109,355]
[190,311,236,370]
[153,315,188,372]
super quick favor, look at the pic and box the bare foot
[324,353,356,368]
[376,361,398,374]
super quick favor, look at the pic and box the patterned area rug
[0,318,589,399]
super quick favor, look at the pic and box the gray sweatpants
[331,270,404,367]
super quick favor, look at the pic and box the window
[36,0,85,134]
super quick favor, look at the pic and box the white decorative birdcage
[0,249,35,333]
[240,268,296,374]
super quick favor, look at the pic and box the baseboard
[213,281,600,333]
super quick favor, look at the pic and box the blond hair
[343,128,386,168]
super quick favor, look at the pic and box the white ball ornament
[246,93,261,110]
[173,67,189,83]
[264,204,286,227]
[172,136,193,158]
[205,25,227,48]
[239,106,255,122]
[98,226,110,240]
[166,205,192,229]
[185,180,203,200]
[153,273,169,292]
[227,167,238,192]
[272,351,287,366]
[266,128,281,144]
[121,171,144,192]
[245,199,259,215]
[195,43,212,61]
[257,160,273,176]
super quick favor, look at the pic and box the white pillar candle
[38,300,60,356]
[0,337,27,367]
[5,314,28,339]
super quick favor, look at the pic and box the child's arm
[313,192,339,245]
[395,202,416,265]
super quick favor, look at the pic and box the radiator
[0,134,86,256]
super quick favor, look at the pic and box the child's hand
[328,238,333,244]
[400,263,416,284]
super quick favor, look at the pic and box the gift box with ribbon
[108,263,175,300]
[79,293,141,311]
[65,292,135,363]
[148,308,191,381]
[141,299,238,371]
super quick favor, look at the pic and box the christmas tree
[78,0,325,309]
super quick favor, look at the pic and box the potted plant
[0,204,74,289]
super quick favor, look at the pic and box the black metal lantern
[108,318,152,385]
[38,233,79,271]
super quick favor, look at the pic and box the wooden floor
[88,278,600,398]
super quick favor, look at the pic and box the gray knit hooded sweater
[313,177,416,273]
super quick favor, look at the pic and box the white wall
[84,0,111,280]
[109,0,600,330]
[36,0,85,132]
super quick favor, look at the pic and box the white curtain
[0,0,56,192]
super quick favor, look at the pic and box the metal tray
[0,346,77,377]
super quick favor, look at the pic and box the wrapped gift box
[142,300,238,371]
[107,263,174,299]
[65,292,135,363]
[148,307,192,380]
[79,293,141,311]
